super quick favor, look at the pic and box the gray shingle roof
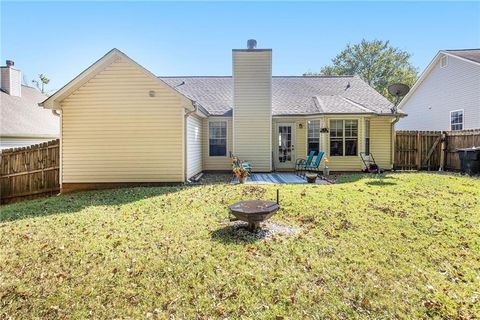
[445,49,480,64]
[1,86,60,137]
[160,76,394,116]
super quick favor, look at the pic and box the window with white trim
[307,120,320,156]
[365,119,370,155]
[209,121,227,156]
[450,110,463,131]
[330,119,358,156]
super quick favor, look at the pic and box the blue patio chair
[295,151,316,176]
[302,151,325,176]
[241,161,252,172]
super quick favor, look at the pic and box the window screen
[209,121,227,156]
[450,110,463,131]
[307,120,320,156]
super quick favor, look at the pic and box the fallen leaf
[361,298,369,306]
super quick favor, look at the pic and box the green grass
[1,173,479,319]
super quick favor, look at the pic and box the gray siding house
[1,60,60,149]
[397,49,480,131]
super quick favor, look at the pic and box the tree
[305,39,418,101]
[32,74,50,94]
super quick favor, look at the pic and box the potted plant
[232,157,250,184]
[305,172,317,183]
[323,157,330,176]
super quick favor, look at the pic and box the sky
[1,1,479,91]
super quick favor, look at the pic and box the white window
[330,119,358,156]
[209,121,227,156]
[307,120,320,156]
[450,110,463,131]
[365,119,370,155]
[441,56,448,68]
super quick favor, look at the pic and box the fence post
[439,132,446,171]
[416,132,422,170]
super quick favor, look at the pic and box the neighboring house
[40,43,402,191]
[397,49,480,131]
[1,60,60,149]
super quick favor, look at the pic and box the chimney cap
[247,39,257,50]
[6,60,14,67]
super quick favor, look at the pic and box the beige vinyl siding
[202,117,232,171]
[186,115,203,178]
[61,56,185,183]
[233,50,272,171]
[323,117,364,171]
[323,116,393,171]
[370,117,393,169]
[271,116,394,171]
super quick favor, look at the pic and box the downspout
[391,114,402,170]
[184,102,198,183]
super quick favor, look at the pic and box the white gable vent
[440,55,448,68]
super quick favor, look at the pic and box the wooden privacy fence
[1,139,60,204]
[395,129,480,171]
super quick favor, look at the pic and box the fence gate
[395,129,480,171]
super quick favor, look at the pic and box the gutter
[271,112,407,118]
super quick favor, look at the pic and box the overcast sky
[2,1,479,91]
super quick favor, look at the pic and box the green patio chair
[302,151,325,176]
[295,151,316,176]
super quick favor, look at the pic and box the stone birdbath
[228,200,280,232]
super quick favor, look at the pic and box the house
[397,49,480,131]
[39,42,402,192]
[1,60,60,149]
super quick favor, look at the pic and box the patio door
[275,123,295,169]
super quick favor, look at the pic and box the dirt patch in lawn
[212,221,300,243]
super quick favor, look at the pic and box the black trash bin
[456,147,480,175]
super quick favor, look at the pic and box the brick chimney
[1,60,22,97]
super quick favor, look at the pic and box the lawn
[1,173,479,319]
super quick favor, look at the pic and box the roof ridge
[340,96,375,113]
[159,76,231,78]
[444,48,480,52]
[312,96,325,113]
[158,75,356,78]
[280,75,355,78]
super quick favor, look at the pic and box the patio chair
[295,151,316,176]
[301,151,325,176]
